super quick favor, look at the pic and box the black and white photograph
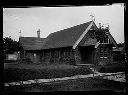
[3,4,126,92]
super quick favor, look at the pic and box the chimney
[37,29,40,38]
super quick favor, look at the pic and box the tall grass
[4,64,93,83]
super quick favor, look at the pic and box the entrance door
[79,46,94,64]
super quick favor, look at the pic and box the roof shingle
[42,21,93,49]
[19,21,99,50]
[19,37,46,50]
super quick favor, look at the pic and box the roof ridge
[50,21,92,35]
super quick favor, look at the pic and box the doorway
[79,46,95,64]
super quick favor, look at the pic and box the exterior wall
[96,44,113,65]
[19,45,113,66]
[25,51,42,64]
[20,44,113,66]
[75,29,97,65]
[73,47,82,65]
[93,48,98,65]
[36,52,42,64]
[91,48,96,65]
[74,46,96,65]
[41,49,51,65]
[20,46,95,65]
[25,51,34,62]
[112,51,125,63]
[19,47,42,64]
[41,47,76,65]
[19,48,25,59]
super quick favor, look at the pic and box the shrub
[99,67,106,72]
[4,65,93,82]
[98,64,125,73]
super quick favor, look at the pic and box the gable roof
[42,21,94,49]
[19,37,46,50]
[82,38,98,46]
[19,21,118,50]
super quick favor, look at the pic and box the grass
[4,77,126,92]
[4,61,125,83]
[4,63,78,70]
[4,62,126,92]
[4,63,93,83]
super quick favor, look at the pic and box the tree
[94,26,109,43]
[3,37,20,54]
[118,43,124,47]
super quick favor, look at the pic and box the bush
[99,67,106,72]
[98,64,125,73]
[4,65,93,82]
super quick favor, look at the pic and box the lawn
[4,63,126,92]
[4,63,93,83]
[4,77,126,92]
[4,61,125,83]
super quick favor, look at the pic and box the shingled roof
[42,21,95,49]
[19,37,46,50]
[19,20,117,50]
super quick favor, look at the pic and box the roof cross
[90,14,95,21]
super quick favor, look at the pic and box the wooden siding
[41,47,76,65]
[20,44,113,66]
[112,51,125,63]
[96,44,113,65]
[26,51,34,62]
[74,47,82,65]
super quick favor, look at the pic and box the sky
[3,4,124,43]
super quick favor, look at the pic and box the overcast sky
[3,4,124,43]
